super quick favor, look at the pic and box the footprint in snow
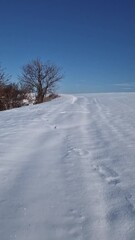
[92,164,120,185]
[63,208,85,238]
[72,148,90,157]
[125,193,135,213]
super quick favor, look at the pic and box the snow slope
[0,93,135,240]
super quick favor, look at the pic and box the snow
[0,93,135,239]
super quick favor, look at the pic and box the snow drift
[0,93,135,240]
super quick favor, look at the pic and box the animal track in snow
[93,164,120,185]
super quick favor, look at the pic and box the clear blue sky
[0,0,135,93]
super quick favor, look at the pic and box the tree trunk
[36,91,44,103]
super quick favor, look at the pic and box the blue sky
[0,0,135,93]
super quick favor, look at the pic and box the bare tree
[0,66,11,110]
[0,66,23,111]
[19,59,63,103]
[0,65,10,87]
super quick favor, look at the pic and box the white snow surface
[0,93,135,240]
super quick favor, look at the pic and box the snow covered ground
[0,93,135,240]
